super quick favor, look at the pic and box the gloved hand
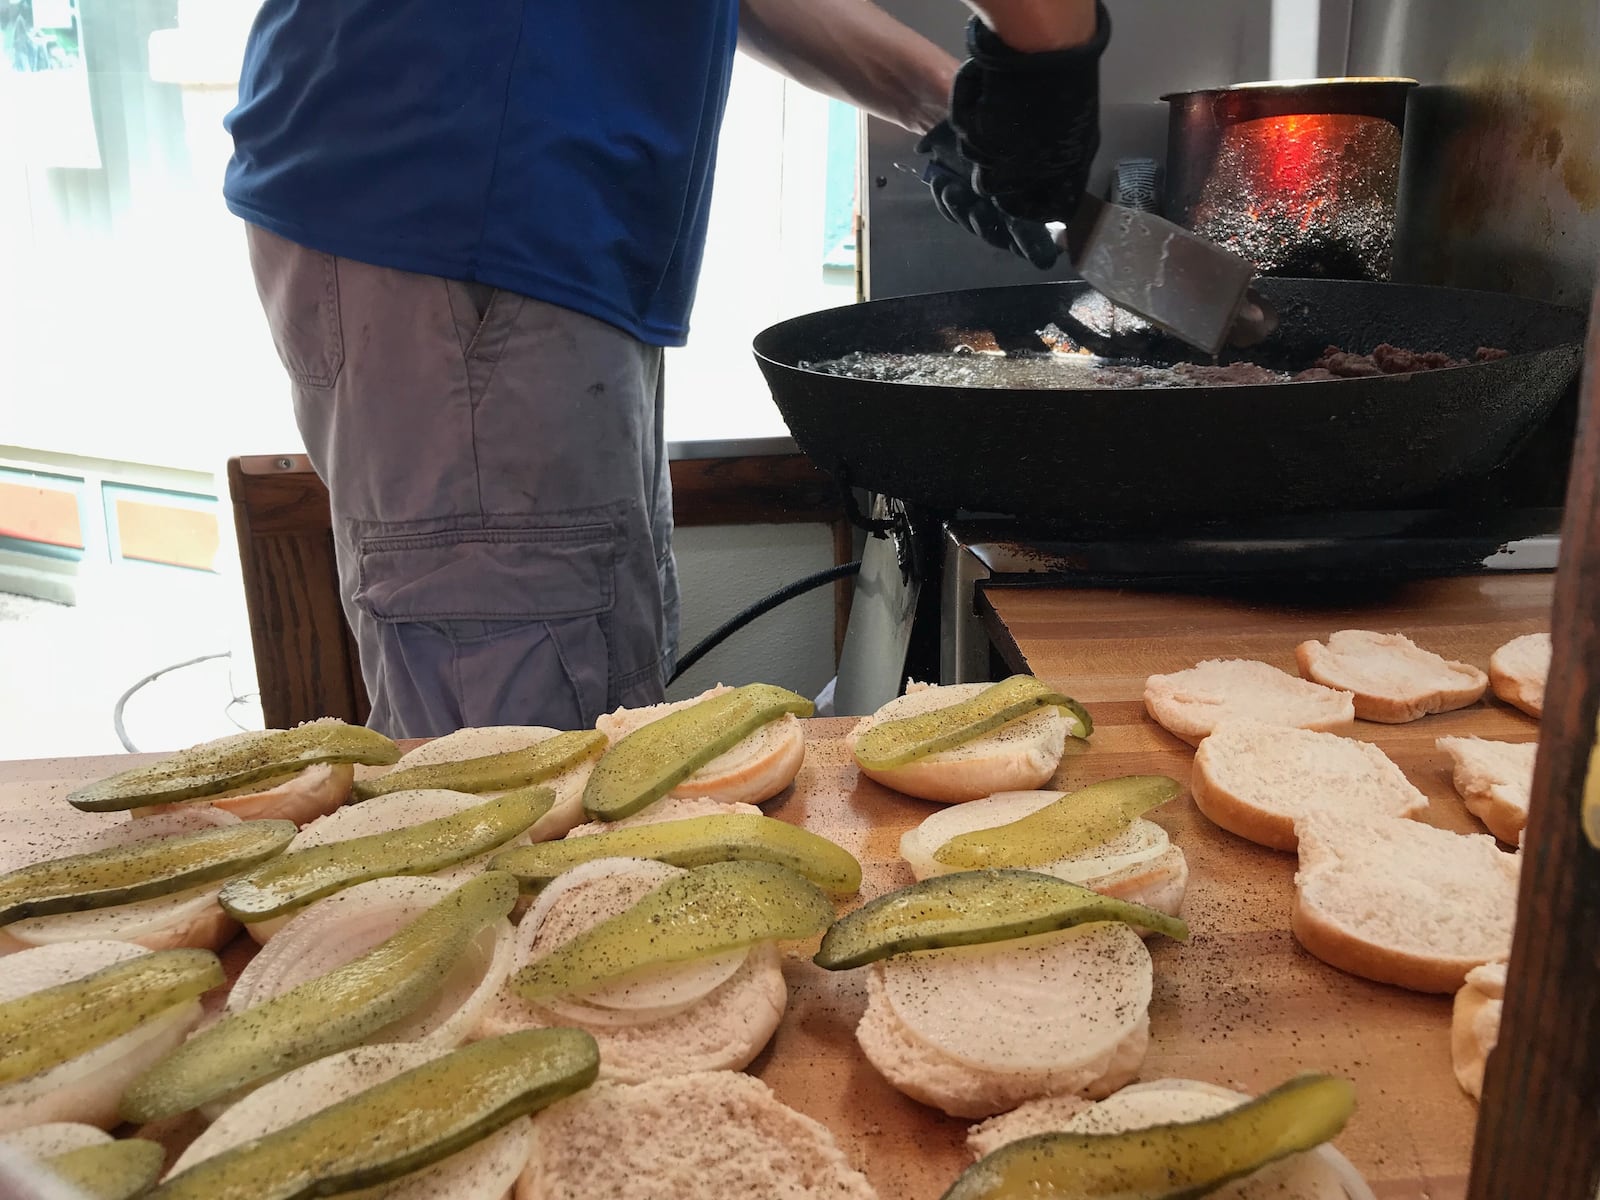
[948,3,1110,224]
[915,120,1060,269]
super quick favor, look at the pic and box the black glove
[915,120,1059,269]
[948,3,1110,224]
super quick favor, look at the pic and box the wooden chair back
[227,452,851,728]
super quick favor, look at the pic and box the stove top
[936,509,1561,687]
[832,497,1564,714]
[946,506,1564,583]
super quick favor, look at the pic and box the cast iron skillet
[752,279,1585,527]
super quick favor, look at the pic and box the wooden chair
[228,453,852,728]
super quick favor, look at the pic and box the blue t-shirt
[224,1,739,347]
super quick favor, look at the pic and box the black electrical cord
[112,651,232,753]
[667,560,862,686]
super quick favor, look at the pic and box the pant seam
[449,637,469,730]
[543,620,592,726]
[463,289,497,359]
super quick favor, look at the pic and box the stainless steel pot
[1161,78,1418,280]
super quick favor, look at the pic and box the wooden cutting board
[0,572,1550,1199]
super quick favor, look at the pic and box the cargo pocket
[246,225,345,389]
[351,523,618,728]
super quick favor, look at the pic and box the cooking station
[751,0,1595,716]
[0,3,1595,1199]
[743,1,1600,1196]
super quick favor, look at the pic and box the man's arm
[967,0,1097,51]
[737,0,1100,135]
[737,0,958,134]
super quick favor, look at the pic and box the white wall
[665,523,838,704]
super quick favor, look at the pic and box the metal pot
[1162,78,1418,281]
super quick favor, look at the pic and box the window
[0,1,858,589]
[662,61,859,443]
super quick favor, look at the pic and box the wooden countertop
[0,572,1552,1199]
[970,572,1552,1200]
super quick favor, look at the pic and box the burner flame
[1191,112,1403,280]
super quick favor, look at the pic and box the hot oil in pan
[802,326,1509,390]
[801,347,1298,390]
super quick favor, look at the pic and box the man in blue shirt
[228,0,1108,737]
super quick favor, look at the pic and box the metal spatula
[1054,195,1278,356]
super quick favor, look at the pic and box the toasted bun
[379,727,597,841]
[598,688,805,807]
[1191,720,1427,852]
[1437,737,1536,846]
[518,1071,876,1200]
[1295,630,1487,723]
[0,942,203,1132]
[855,923,1151,1118]
[1292,813,1518,994]
[967,1079,1369,1199]
[1488,633,1550,719]
[898,791,1186,918]
[0,809,242,956]
[847,683,1070,804]
[1452,961,1507,1101]
[1143,660,1355,747]
[475,858,785,1081]
[167,1043,529,1199]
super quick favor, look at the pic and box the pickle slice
[0,948,223,1085]
[512,860,834,1003]
[855,676,1092,771]
[352,729,606,801]
[121,872,518,1122]
[941,1073,1356,1200]
[933,776,1180,869]
[219,789,552,922]
[813,869,1187,971]
[491,813,862,896]
[582,684,814,821]
[146,1029,599,1200]
[69,724,401,812]
[45,1139,165,1200]
[0,820,297,927]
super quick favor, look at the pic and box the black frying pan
[752,279,1585,526]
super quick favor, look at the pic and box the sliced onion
[377,727,595,843]
[248,790,529,943]
[881,923,1151,1072]
[562,796,761,841]
[0,941,202,1132]
[595,689,777,794]
[1056,1080,1371,1200]
[392,728,565,770]
[168,1043,529,1200]
[2,809,240,955]
[517,858,746,1028]
[901,791,1168,883]
[230,876,514,1054]
[0,1122,113,1158]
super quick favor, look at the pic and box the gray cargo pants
[245,224,678,738]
